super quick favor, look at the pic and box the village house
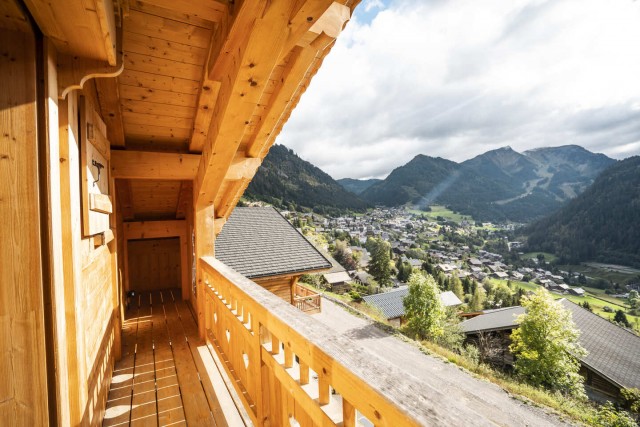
[215,207,330,313]
[460,300,640,402]
[363,288,463,327]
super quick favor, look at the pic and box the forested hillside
[525,156,640,267]
[245,144,370,215]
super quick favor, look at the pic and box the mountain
[360,145,615,222]
[360,155,460,206]
[525,156,640,267]
[245,144,370,215]
[337,178,382,195]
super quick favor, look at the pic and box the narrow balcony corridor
[103,290,245,427]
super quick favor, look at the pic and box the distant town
[275,205,640,332]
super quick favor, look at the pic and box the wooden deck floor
[103,289,244,427]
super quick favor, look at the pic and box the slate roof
[560,299,640,390]
[362,288,462,320]
[215,207,331,279]
[459,306,526,334]
[323,271,352,284]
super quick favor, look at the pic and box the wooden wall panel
[254,276,295,304]
[0,27,50,425]
[128,238,181,291]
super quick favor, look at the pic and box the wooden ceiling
[28,0,360,223]
[120,2,217,152]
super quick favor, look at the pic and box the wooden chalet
[216,207,328,313]
[0,1,486,426]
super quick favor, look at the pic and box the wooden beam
[123,220,186,240]
[226,156,261,180]
[246,46,320,158]
[175,181,193,220]
[308,2,350,39]
[189,1,232,152]
[95,76,125,147]
[195,0,337,208]
[115,179,135,220]
[247,4,351,158]
[110,150,200,179]
[95,0,118,66]
[23,0,119,63]
[57,28,124,99]
[135,0,226,23]
[215,179,248,219]
[214,217,226,235]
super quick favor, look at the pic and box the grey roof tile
[560,299,640,390]
[459,306,525,333]
[215,207,331,279]
[362,288,462,319]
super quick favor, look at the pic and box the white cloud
[278,0,640,179]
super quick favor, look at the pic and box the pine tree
[367,237,392,287]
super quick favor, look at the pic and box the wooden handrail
[199,256,480,426]
[293,284,321,313]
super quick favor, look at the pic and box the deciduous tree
[510,288,587,397]
[403,273,445,340]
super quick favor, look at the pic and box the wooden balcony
[103,289,246,426]
[294,284,322,314]
[199,257,453,427]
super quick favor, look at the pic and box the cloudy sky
[277,0,640,179]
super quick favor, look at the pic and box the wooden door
[127,238,181,291]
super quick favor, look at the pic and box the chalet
[468,258,483,267]
[460,300,640,401]
[362,288,463,327]
[323,271,353,294]
[0,1,451,425]
[216,207,330,312]
[569,287,586,296]
[436,263,458,274]
[491,272,509,280]
[550,283,570,293]
[510,271,524,281]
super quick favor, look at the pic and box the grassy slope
[409,205,474,223]
[487,278,640,332]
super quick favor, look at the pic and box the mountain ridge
[244,144,370,215]
[358,145,616,221]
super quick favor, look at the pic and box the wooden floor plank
[104,297,141,426]
[131,295,158,426]
[104,288,245,426]
[164,291,215,426]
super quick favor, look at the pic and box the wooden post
[0,26,50,426]
[40,37,72,426]
[108,175,121,362]
[58,88,88,425]
[195,203,215,339]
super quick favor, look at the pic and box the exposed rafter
[194,0,339,209]
[111,150,200,180]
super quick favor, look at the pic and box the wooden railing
[294,284,321,314]
[200,257,477,427]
